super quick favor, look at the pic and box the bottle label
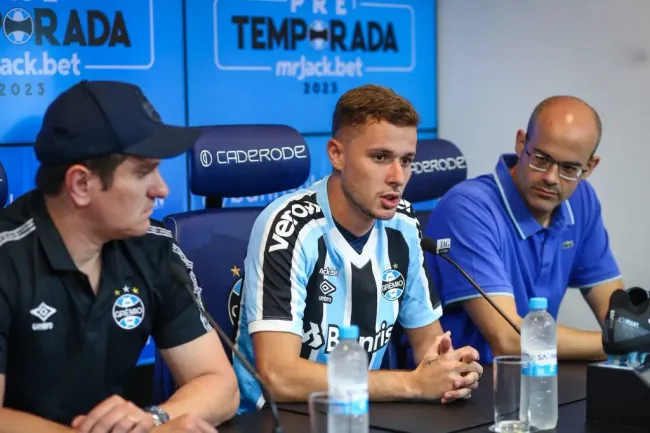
[330,386,368,416]
[522,349,557,377]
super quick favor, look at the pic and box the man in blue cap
[425,95,623,364]
[0,81,238,432]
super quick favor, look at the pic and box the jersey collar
[492,154,575,240]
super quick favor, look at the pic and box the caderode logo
[412,156,467,175]
[199,145,308,167]
[199,150,213,167]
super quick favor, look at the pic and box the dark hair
[331,84,420,138]
[526,95,603,155]
[35,153,128,196]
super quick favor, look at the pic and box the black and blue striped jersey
[233,176,442,414]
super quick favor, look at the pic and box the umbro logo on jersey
[319,280,336,304]
[30,302,56,331]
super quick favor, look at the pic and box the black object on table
[586,362,650,429]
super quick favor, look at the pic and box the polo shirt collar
[493,154,575,239]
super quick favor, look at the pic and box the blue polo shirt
[424,154,621,363]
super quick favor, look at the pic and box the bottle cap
[340,325,359,340]
[529,297,548,310]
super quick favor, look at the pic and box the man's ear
[515,129,526,155]
[581,155,600,180]
[65,164,94,207]
[327,138,344,172]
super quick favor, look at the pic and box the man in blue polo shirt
[425,95,623,364]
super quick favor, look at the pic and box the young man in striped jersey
[0,81,238,432]
[234,84,483,414]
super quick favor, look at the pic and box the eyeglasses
[525,148,587,181]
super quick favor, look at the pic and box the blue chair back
[0,161,7,207]
[403,138,467,205]
[153,125,311,403]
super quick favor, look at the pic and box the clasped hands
[410,331,483,404]
[70,395,217,433]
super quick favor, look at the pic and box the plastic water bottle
[327,325,369,433]
[520,297,558,430]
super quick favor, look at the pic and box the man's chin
[139,219,152,235]
[527,196,560,217]
[372,208,398,221]
[121,220,151,239]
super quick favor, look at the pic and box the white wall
[437,0,650,331]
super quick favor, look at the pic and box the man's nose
[541,163,560,184]
[387,160,405,186]
[150,171,169,199]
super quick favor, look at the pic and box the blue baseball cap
[35,80,201,165]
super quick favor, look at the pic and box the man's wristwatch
[144,405,170,426]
